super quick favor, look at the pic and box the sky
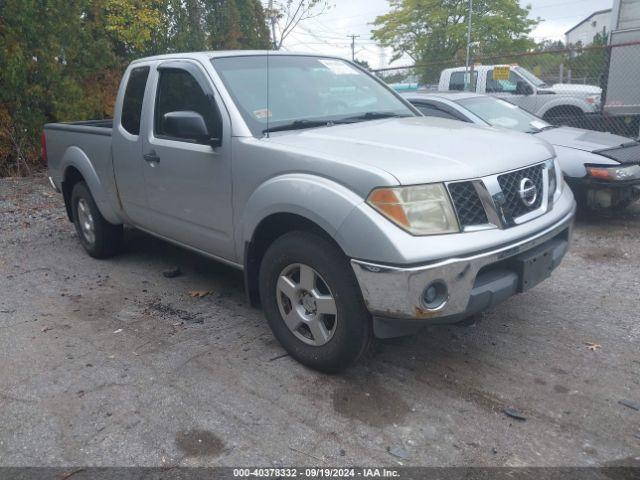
[268,0,614,68]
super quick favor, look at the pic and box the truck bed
[44,119,118,223]
[45,119,113,136]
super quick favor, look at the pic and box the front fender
[554,144,618,179]
[536,97,593,117]
[61,146,122,225]
[238,173,365,258]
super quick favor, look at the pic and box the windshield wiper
[262,119,336,134]
[340,111,411,122]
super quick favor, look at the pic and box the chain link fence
[373,41,640,138]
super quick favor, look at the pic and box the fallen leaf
[189,290,213,298]
[585,342,601,351]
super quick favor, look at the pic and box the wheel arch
[539,101,587,120]
[240,174,366,307]
[244,212,348,307]
[60,146,122,224]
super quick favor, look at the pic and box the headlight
[586,94,601,107]
[548,158,563,203]
[367,184,459,235]
[586,164,640,181]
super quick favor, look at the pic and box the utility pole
[268,0,278,50]
[464,0,473,91]
[347,34,360,61]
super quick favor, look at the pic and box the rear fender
[62,146,122,225]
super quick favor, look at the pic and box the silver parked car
[43,52,575,372]
[405,91,640,211]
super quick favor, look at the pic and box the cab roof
[130,50,340,64]
[402,91,484,102]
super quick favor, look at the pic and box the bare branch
[271,0,331,50]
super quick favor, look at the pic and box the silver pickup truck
[44,52,576,372]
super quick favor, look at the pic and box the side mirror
[162,111,221,147]
[516,81,534,96]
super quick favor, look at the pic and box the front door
[486,68,538,114]
[141,60,235,261]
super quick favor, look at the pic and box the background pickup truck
[439,65,602,123]
[44,52,576,372]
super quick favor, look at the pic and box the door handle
[144,151,160,164]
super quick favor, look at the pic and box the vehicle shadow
[573,200,640,227]
[118,227,247,300]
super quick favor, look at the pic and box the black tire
[71,181,123,259]
[259,231,373,373]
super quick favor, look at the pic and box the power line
[347,34,360,61]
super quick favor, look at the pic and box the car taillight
[41,131,47,163]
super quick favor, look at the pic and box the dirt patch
[332,377,411,428]
[578,247,625,262]
[554,384,569,394]
[175,429,225,458]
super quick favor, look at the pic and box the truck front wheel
[259,231,373,373]
[71,181,123,259]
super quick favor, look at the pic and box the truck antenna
[265,48,271,138]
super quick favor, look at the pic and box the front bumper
[350,208,575,332]
[567,177,640,209]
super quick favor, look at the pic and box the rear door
[140,60,235,260]
[112,65,152,224]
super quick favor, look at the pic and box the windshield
[515,66,548,88]
[457,96,551,133]
[212,55,414,136]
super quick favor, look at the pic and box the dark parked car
[406,91,640,211]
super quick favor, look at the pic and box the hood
[548,84,602,95]
[535,126,633,154]
[267,117,555,185]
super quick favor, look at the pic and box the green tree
[354,59,372,70]
[236,0,272,49]
[0,0,272,176]
[0,0,118,175]
[372,0,538,71]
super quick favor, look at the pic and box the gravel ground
[0,175,639,468]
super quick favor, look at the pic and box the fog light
[422,281,448,310]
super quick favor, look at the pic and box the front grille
[594,143,640,165]
[497,164,544,218]
[448,181,489,228]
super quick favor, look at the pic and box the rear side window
[154,68,221,141]
[121,67,150,135]
[449,71,477,91]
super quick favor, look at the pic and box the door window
[121,66,150,135]
[449,71,477,91]
[486,70,525,94]
[154,68,222,142]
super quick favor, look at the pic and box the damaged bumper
[351,208,575,336]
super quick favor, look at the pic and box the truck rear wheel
[71,181,123,259]
[259,231,373,373]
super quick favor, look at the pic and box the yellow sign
[493,66,511,81]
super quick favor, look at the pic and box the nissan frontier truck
[43,52,576,372]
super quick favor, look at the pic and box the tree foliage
[372,0,538,66]
[0,0,271,176]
